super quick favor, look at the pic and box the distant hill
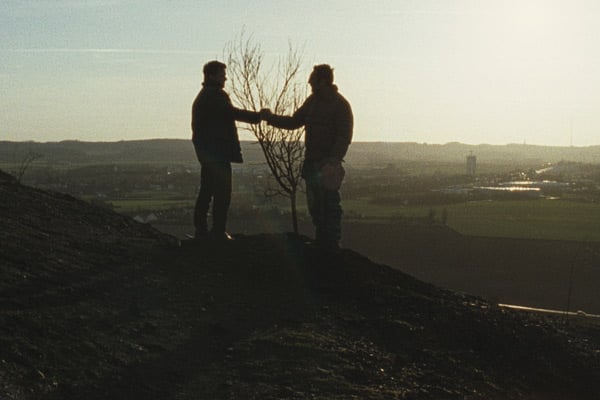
[2,171,600,399]
[348,141,600,165]
[2,139,600,166]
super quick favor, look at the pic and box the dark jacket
[191,82,260,163]
[267,85,353,163]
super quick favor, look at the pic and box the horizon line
[1,138,598,148]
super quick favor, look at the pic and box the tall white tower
[466,152,477,176]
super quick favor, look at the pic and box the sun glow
[496,1,571,58]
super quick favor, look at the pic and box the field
[343,198,600,242]
[110,199,193,212]
[62,182,600,243]
[442,199,600,241]
[139,195,600,244]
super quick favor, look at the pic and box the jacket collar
[314,84,339,99]
[203,80,224,89]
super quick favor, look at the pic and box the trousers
[194,162,232,234]
[303,162,343,245]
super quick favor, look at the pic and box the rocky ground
[1,171,600,399]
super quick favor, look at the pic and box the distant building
[466,152,477,176]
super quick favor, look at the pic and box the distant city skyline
[2,0,600,146]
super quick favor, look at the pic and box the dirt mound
[1,180,599,399]
[0,169,16,183]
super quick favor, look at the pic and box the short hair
[311,64,334,85]
[203,60,226,77]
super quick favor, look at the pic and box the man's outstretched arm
[260,97,311,130]
[233,107,261,124]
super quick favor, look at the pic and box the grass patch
[343,198,600,242]
[444,200,600,241]
[110,199,193,212]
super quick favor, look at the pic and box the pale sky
[2,0,600,146]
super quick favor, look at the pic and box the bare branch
[224,32,306,233]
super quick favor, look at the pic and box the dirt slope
[1,174,599,399]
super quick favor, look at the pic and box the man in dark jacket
[191,60,260,240]
[262,64,353,252]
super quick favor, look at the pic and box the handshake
[259,108,273,122]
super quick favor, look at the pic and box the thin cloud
[0,48,219,55]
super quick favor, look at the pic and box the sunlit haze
[2,0,600,146]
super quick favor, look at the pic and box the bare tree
[12,145,42,184]
[225,33,306,234]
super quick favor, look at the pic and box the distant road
[499,304,600,319]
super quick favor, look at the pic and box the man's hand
[260,108,272,121]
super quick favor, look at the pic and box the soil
[1,174,600,399]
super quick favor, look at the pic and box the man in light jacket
[262,64,353,252]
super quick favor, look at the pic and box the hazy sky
[2,0,600,146]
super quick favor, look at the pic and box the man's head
[203,60,227,88]
[309,64,334,93]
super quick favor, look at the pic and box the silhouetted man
[262,64,353,252]
[191,60,260,240]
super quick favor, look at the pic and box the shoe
[194,228,209,240]
[320,241,341,254]
[210,231,234,241]
[307,239,340,254]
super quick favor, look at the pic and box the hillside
[341,222,600,315]
[1,171,600,399]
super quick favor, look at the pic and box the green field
[108,199,192,212]
[343,198,600,242]
[81,192,600,242]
